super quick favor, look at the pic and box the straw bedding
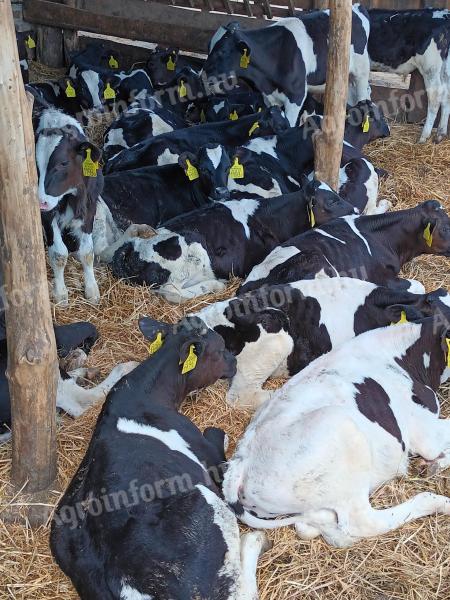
[1,62,450,600]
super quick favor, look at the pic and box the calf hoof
[85,283,101,305]
[0,431,12,445]
[226,388,271,411]
[417,134,430,144]
[60,348,88,372]
[435,132,447,144]
[125,224,157,239]
[53,290,69,307]
[241,531,273,555]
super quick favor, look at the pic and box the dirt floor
[1,64,450,599]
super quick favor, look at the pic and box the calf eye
[60,161,69,168]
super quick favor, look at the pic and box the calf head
[178,144,231,201]
[70,67,118,111]
[417,200,450,257]
[138,315,237,392]
[251,106,289,136]
[345,100,390,148]
[304,179,356,226]
[146,47,180,87]
[157,68,203,106]
[36,117,103,216]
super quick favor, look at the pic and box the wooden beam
[313,0,352,191]
[0,0,58,493]
[24,0,269,53]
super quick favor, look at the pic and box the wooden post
[314,0,329,8]
[62,0,79,66]
[313,0,352,191]
[0,0,58,494]
[37,24,64,67]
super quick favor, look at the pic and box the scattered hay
[29,61,66,85]
[1,115,450,598]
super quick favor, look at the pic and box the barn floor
[1,63,450,599]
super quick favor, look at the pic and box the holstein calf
[51,316,270,600]
[369,9,450,142]
[203,5,371,126]
[0,318,137,444]
[192,278,450,408]
[104,106,289,173]
[146,46,204,87]
[240,200,450,294]
[111,181,355,302]
[36,108,103,304]
[93,144,232,262]
[224,317,450,547]
[103,96,188,162]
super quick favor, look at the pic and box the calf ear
[138,316,173,340]
[179,339,206,368]
[77,141,103,164]
[386,304,424,325]
[178,152,197,169]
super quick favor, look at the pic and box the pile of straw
[1,64,450,599]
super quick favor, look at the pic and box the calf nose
[215,187,230,200]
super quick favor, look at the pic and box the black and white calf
[224,316,450,547]
[145,46,204,87]
[93,144,232,261]
[240,200,450,294]
[36,109,103,304]
[203,4,371,126]
[192,278,450,408]
[369,9,450,142]
[51,316,269,600]
[103,96,188,162]
[0,318,137,444]
[104,106,289,173]
[111,181,355,302]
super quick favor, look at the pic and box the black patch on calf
[112,242,171,287]
[354,377,405,450]
[412,381,439,414]
[154,236,182,261]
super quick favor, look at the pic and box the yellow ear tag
[109,55,119,69]
[362,115,370,133]
[179,80,187,98]
[391,310,408,326]
[167,55,176,71]
[446,338,450,368]
[240,48,250,69]
[148,332,163,355]
[26,35,36,49]
[200,109,206,123]
[423,223,433,247]
[249,121,259,137]
[185,159,199,181]
[229,110,239,121]
[82,148,99,178]
[104,83,116,100]
[230,157,244,180]
[181,344,198,374]
[65,81,76,98]
[308,206,315,228]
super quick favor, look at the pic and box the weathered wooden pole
[0,0,58,493]
[314,0,352,190]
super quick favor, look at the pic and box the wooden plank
[0,0,58,495]
[23,0,271,52]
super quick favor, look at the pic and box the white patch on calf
[117,417,206,469]
[222,199,259,239]
[244,245,301,284]
[423,353,431,369]
[342,215,372,255]
[196,484,241,592]
[149,113,175,136]
[244,136,278,159]
[206,145,223,169]
[314,229,346,244]
[227,178,282,199]
[120,582,153,600]
[37,107,83,135]
[104,127,127,150]
[271,18,317,74]
[81,70,102,108]
[213,100,225,114]
[36,133,78,211]
[156,148,179,166]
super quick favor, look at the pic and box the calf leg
[409,413,450,474]
[159,279,227,304]
[0,431,11,445]
[436,85,450,143]
[329,493,450,548]
[419,72,444,143]
[238,531,271,600]
[48,220,69,305]
[77,232,100,304]
[56,361,138,417]
[227,329,293,410]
